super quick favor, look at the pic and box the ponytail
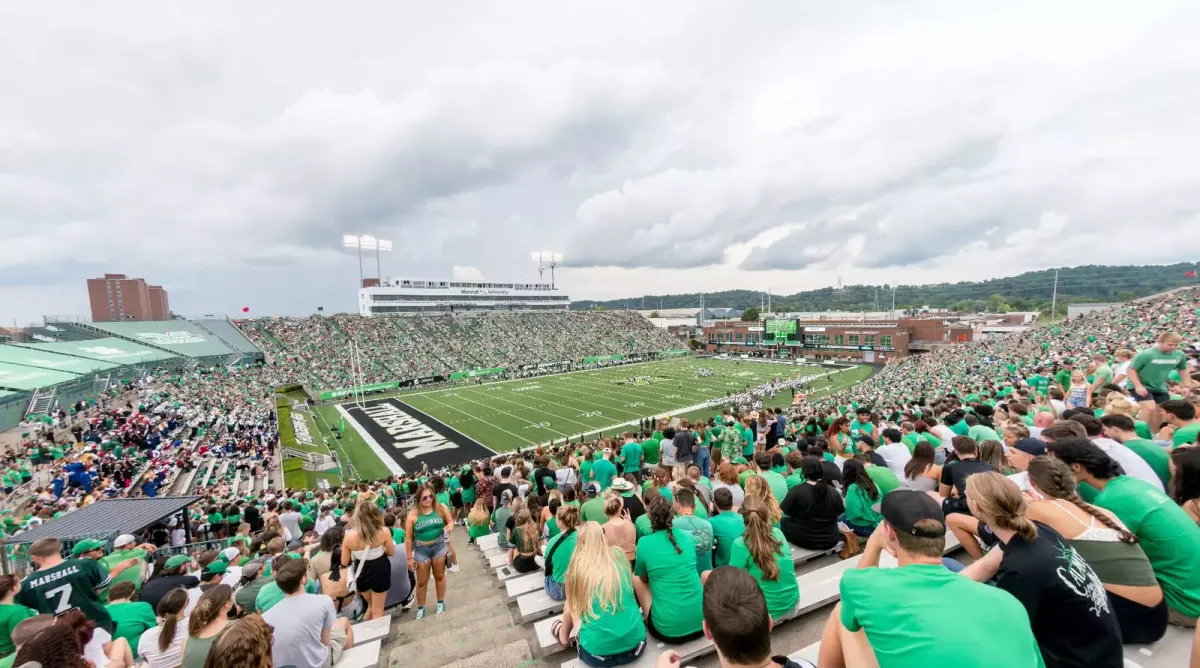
[1027,457,1137,544]
[156,587,189,651]
[646,496,681,555]
[966,472,1038,541]
[188,585,232,636]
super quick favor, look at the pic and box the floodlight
[531,252,541,261]
[379,239,393,251]
[552,253,563,263]
[343,235,359,248]
[360,235,378,250]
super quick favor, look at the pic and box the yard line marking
[411,391,573,441]
[334,404,406,477]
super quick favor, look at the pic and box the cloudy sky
[3,0,1199,324]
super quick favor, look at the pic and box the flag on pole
[1186,270,1197,278]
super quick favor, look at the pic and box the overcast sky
[3,1,1199,324]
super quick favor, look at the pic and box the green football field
[312,358,872,480]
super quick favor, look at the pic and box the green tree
[594,305,607,311]
[649,311,660,318]
[741,307,761,322]
[986,293,1011,313]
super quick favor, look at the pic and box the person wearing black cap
[817,490,1043,668]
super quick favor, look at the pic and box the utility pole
[891,285,897,317]
[1050,268,1059,320]
[767,288,772,314]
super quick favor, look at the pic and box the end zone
[338,397,496,475]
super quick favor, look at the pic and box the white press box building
[358,278,571,316]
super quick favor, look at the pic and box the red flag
[1186,270,1197,278]
[242,306,250,312]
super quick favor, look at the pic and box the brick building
[87,273,171,322]
[703,317,972,363]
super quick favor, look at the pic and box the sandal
[550,619,577,648]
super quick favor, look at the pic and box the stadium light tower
[344,234,393,286]
[531,251,563,288]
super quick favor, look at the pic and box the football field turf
[318,358,872,480]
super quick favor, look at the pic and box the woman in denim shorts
[406,483,455,619]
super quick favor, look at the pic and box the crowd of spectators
[235,311,682,390]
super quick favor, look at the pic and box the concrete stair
[382,530,539,668]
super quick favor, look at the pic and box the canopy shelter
[1,495,202,573]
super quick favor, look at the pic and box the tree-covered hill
[571,263,1199,316]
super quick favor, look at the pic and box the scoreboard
[764,319,799,342]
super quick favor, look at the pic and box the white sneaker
[448,562,459,573]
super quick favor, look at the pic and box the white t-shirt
[1091,438,1165,492]
[138,621,187,668]
[876,442,912,479]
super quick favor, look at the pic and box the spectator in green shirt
[1161,400,1200,447]
[105,581,157,659]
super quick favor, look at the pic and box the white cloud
[1,0,1198,323]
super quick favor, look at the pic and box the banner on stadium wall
[318,381,399,401]
[583,354,626,364]
[396,375,446,388]
[448,366,507,380]
[659,349,690,357]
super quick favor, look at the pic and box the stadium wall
[275,391,342,490]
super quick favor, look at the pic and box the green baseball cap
[165,554,192,569]
[732,457,749,466]
[70,538,106,556]
[205,561,228,576]
[305,491,313,500]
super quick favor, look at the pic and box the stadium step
[383,530,535,668]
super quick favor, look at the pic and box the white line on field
[334,404,406,477]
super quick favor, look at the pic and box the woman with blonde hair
[403,484,451,619]
[728,496,799,620]
[509,508,542,574]
[960,472,1123,668]
[345,497,397,621]
[1025,457,1166,644]
[743,474,782,527]
[466,498,492,543]
[544,505,581,601]
[978,440,1013,475]
[601,490,637,565]
[201,614,272,668]
[553,522,646,667]
[1104,395,1154,439]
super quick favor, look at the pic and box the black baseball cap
[1012,438,1047,456]
[881,490,946,538]
[855,434,876,449]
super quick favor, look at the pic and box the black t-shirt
[779,483,844,549]
[620,493,646,523]
[939,458,997,499]
[865,451,887,467]
[492,482,518,509]
[995,523,1123,668]
[139,574,200,611]
[819,461,843,487]
[533,468,555,495]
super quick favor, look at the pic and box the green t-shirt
[1130,347,1188,393]
[740,427,755,457]
[839,565,1044,668]
[255,580,285,613]
[235,574,271,611]
[968,425,1001,443]
[16,558,113,632]
[1054,369,1073,389]
[948,421,969,437]
[784,471,805,490]
[641,438,661,465]
[848,420,873,441]
[634,514,653,541]
[391,527,405,545]
[844,484,883,528]
[0,603,35,656]
[579,459,593,483]
[620,442,644,471]
[106,601,157,658]
[673,515,715,573]
[901,433,921,454]
[1093,364,1113,386]
[738,470,754,489]
[1028,375,1050,396]
[577,557,646,657]
[1094,476,1200,617]
[413,509,445,543]
[866,465,902,495]
[580,497,609,525]
[634,530,703,638]
[545,530,578,583]
[759,471,789,504]
[1121,438,1172,488]
[1135,420,1153,440]
[728,528,799,620]
[100,548,148,593]
[709,511,745,568]
[1174,423,1200,447]
[591,459,618,490]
